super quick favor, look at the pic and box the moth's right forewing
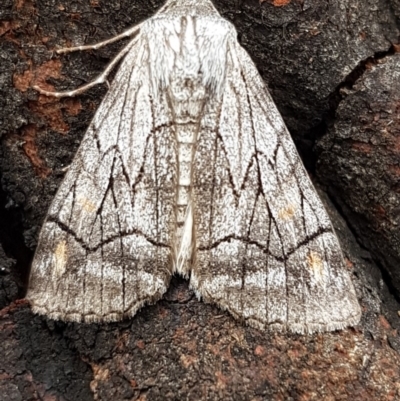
[27,33,177,323]
[191,33,361,334]
[238,44,361,332]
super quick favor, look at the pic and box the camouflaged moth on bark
[27,0,361,334]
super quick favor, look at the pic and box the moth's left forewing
[27,33,176,323]
[191,24,361,333]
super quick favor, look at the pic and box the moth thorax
[162,0,219,20]
[147,14,232,100]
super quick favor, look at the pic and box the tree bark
[1,0,400,400]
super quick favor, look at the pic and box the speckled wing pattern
[27,39,177,322]
[190,38,361,333]
[27,0,361,333]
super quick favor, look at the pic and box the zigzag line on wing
[46,216,170,251]
[239,66,281,320]
[243,74,331,254]
[213,129,260,200]
[197,226,333,261]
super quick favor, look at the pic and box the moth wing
[27,37,177,322]
[191,39,361,333]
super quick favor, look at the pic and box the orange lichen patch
[19,58,78,134]
[4,26,23,45]
[2,2,35,40]
[180,354,197,368]
[14,58,67,102]
[29,98,70,133]
[287,340,307,361]
[351,141,373,154]
[0,21,15,37]
[273,0,291,6]
[278,204,296,220]
[345,258,354,269]
[0,299,30,319]
[21,124,52,178]
[173,327,186,340]
[172,328,198,354]
[64,98,83,116]
[90,364,110,395]
[13,68,33,93]
[207,341,237,368]
[255,362,282,386]
[378,315,391,330]
[215,371,228,389]
[254,345,266,356]
[15,0,36,23]
[300,369,314,382]
[334,342,347,355]
[135,340,146,350]
[184,339,198,353]
[34,59,63,93]
[129,379,138,388]
[16,0,28,10]
[91,365,110,381]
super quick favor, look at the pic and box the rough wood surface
[1,0,400,400]
[317,53,400,298]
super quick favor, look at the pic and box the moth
[27,0,361,333]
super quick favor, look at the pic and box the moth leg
[56,25,142,55]
[59,165,70,174]
[33,35,139,98]
[47,0,171,56]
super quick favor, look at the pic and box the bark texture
[317,54,400,298]
[1,0,400,400]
